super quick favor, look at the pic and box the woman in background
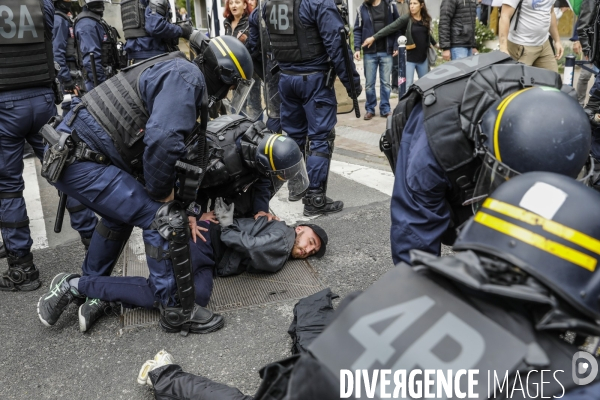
[362,0,436,87]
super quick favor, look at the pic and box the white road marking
[330,160,395,196]
[269,160,395,224]
[22,158,48,250]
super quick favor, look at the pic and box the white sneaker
[137,350,174,387]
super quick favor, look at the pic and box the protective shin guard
[0,253,41,292]
[150,202,223,336]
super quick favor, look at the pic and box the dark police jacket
[388,52,561,264]
[57,52,205,200]
[213,217,295,277]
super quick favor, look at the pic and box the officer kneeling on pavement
[382,51,593,265]
[36,34,254,336]
[37,198,327,332]
[194,114,308,222]
[137,173,600,399]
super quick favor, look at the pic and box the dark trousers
[78,226,216,308]
[0,90,95,257]
[279,73,336,190]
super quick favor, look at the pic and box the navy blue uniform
[263,0,360,189]
[0,0,94,261]
[53,13,75,91]
[124,0,183,62]
[78,223,215,309]
[54,57,205,307]
[53,12,75,114]
[390,103,452,265]
[74,8,109,91]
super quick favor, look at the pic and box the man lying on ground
[37,198,328,333]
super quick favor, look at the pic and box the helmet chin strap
[194,56,229,107]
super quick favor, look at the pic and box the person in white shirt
[498,0,563,72]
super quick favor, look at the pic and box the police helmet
[455,171,600,320]
[470,87,592,207]
[189,33,254,107]
[256,134,309,197]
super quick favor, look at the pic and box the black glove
[62,80,76,94]
[347,81,362,99]
[180,23,193,40]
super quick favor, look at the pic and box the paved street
[0,105,398,399]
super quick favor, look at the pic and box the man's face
[291,226,321,259]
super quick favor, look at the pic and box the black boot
[302,188,343,216]
[0,241,6,259]
[160,304,224,336]
[0,253,41,292]
[288,189,307,202]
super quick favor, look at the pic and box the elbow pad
[149,0,168,16]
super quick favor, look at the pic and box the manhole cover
[120,236,324,332]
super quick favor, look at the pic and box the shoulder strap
[510,0,524,31]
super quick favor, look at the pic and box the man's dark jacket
[353,0,400,54]
[438,0,477,50]
[215,217,296,276]
[578,0,595,54]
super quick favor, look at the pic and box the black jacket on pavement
[214,217,296,277]
[438,0,477,50]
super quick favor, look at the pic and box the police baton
[339,28,360,118]
[397,36,407,97]
[89,52,99,87]
[54,191,68,233]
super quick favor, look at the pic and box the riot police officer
[140,172,600,399]
[0,0,61,291]
[36,34,254,335]
[195,114,307,220]
[52,0,81,114]
[262,0,362,216]
[384,51,592,265]
[74,0,121,90]
[120,0,193,64]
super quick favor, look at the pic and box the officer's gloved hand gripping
[215,197,235,227]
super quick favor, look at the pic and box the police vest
[55,10,77,61]
[200,115,266,203]
[382,51,562,239]
[265,0,327,63]
[72,52,187,174]
[0,0,55,91]
[309,262,600,399]
[121,0,147,39]
[73,10,120,71]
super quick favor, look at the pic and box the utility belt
[40,116,110,184]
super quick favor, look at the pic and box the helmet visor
[224,78,255,115]
[269,159,310,197]
[465,153,520,212]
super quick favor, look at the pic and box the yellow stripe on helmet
[493,88,533,162]
[474,212,597,272]
[214,37,247,80]
[482,198,600,256]
[211,38,227,57]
